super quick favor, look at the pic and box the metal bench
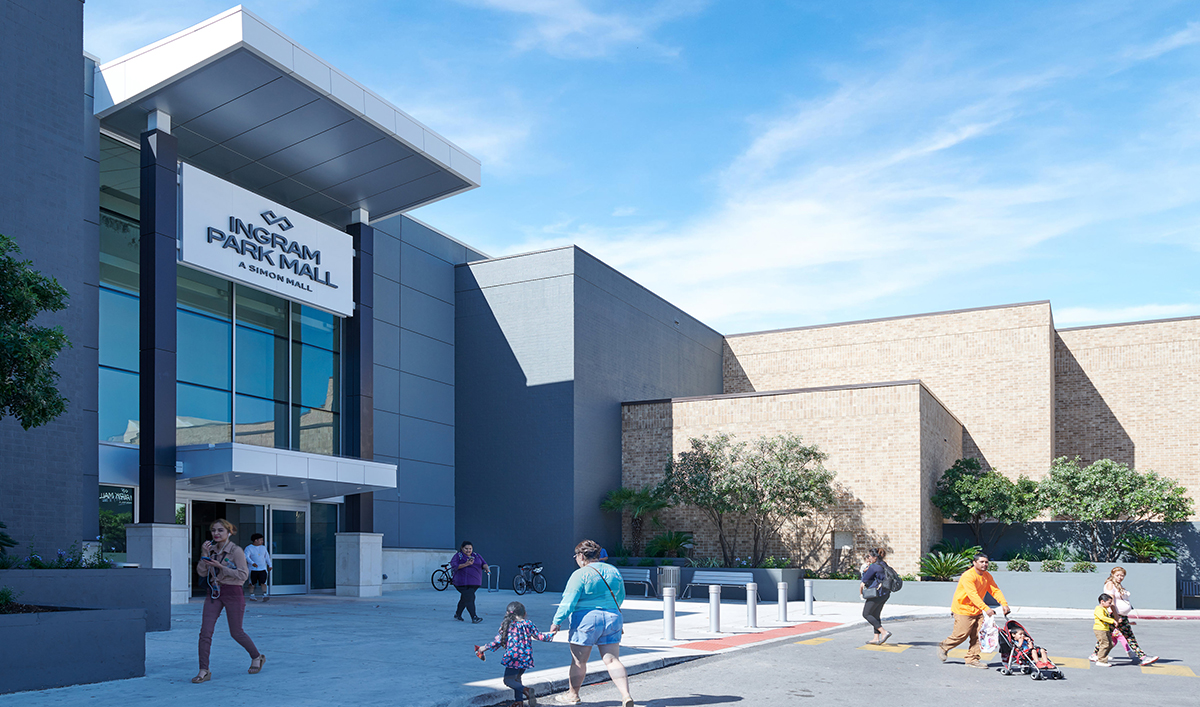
[683,570,760,600]
[617,567,656,597]
[1180,580,1200,600]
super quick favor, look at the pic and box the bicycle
[431,563,453,591]
[512,561,547,595]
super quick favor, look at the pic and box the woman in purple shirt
[450,540,489,624]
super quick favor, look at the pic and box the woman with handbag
[1098,566,1159,665]
[549,539,634,707]
[858,548,892,645]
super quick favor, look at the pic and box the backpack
[880,562,903,592]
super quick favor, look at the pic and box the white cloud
[460,0,705,59]
[1055,304,1200,327]
[1126,21,1200,61]
[611,206,638,217]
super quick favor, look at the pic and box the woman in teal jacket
[549,539,634,706]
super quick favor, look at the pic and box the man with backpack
[938,552,1011,668]
[859,548,902,644]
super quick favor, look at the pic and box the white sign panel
[180,164,354,317]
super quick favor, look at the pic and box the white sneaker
[1095,661,1112,668]
[1141,656,1159,666]
[1088,654,1097,662]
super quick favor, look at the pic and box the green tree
[1040,456,1195,562]
[931,458,1041,554]
[733,433,836,567]
[656,433,745,567]
[599,487,668,556]
[0,234,70,429]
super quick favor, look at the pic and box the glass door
[189,500,265,597]
[310,502,339,591]
[269,505,307,595]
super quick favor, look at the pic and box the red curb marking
[1135,615,1200,620]
[683,621,842,652]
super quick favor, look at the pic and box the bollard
[778,582,788,622]
[746,582,758,628]
[662,587,676,641]
[709,585,722,633]
[804,578,814,616]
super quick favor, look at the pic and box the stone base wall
[621,381,962,576]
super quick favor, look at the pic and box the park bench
[617,567,656,597]
[683,570,760,600]
[1180,580,1200,603]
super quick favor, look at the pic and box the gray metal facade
[454,247,724,590]
[0,1,96,553]
[371,215,486,548]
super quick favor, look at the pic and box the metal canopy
[175,443,397,502]
[93,7,480,228]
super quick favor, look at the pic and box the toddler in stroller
[998,620,1065,680]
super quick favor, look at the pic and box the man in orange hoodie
[938,553,1010,668]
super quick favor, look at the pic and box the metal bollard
[804,578,814,616]
[662,587,676,640]
[746,582,758,628]
[709,585,722,633]
[778,582,788,622]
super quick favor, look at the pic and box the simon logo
[260,210,294,231]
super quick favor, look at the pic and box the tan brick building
[620,302,1200,575]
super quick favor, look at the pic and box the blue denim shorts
[567,609,623,646]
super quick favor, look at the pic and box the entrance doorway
[191,501,265,598]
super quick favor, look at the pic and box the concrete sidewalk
[1,588,1194,706]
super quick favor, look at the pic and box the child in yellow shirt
[1092,593,1117,667]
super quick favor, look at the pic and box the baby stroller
[997,619,1065,680]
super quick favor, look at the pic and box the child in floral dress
[475,601,556,706]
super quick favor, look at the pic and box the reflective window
[99,367,139,443]
[293,305,339,352]
[176,382,231,445]
[293,343,339,412]
[235,394,288,448]
[99,288,139,372]
[294,406,339,455]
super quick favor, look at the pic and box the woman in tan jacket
[193,518,265,683]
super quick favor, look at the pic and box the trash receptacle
[658,565,681,596]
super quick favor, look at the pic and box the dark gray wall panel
[400,242,455,303]
[373,410,400,459]
[397,501,455,549]
[374,363,400,412]
[400,330,454,384]
[401,286,455,344]
[398,459,455,506]
[400,218,468,266]
[399,372,453,425]
[374,321,400,370]
[374,274,400,326]
[374,230,401,283]
[0,1,94,553]
[399,416,454,466]
[373,497,399,546]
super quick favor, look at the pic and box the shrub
[1006,558,1030,572]
[1039,542,1084,563]
[919,552,971,581]
[1041,559,1065,573]
[1071,561,1097,573]
[1115,533,1178,563]
[0,586,19,606]
[900,574,917,582]
[610,556,629,566]
[636,557,656,567]
[930,538,982,558]
[645,530,693,558]
[759,556,792,569]
[687,557,722,569]
[1002,547,1039,562]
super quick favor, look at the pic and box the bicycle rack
[486,565,501,593]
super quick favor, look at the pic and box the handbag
[861,563,885,599]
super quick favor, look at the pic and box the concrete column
[336,532,383,597]
[344,215,374,533]
[137,120,178,525]
[126,523,190,604]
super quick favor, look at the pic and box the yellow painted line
[1049,656,1090,670]
[1141,664,1196,677]
[795,637,834,645]
[857,643,912,653]
[949,649,997,660]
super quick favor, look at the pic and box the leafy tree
[1040,456,1195,562]
[599,487,668,556]
[0,234,70,429]
[732,433,836,567]
[931,458,1041,553]
[656,433,745,567]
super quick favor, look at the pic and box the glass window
[99,288,139,372]
[177,310,232,390]
[98,485,134,563]
[293,343,339,412]
[178,266,232,320]
[99,367,140,443]
[176,382,231,445]
[237,285,289,337]
[235,394,288,448]
[99,211,139,293]
[236,326,288,402]
[293,406,339,455]
[99,135,140,221]
[271,510,306,555]
[292,304,339,352]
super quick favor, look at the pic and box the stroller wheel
[1030,671,1043,681]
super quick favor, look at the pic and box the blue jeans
[503,667,527,701]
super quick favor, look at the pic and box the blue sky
[85,1,1200,334]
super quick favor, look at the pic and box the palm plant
[0,521,15,555]
[1115,533,1178,563]
[645,530,694,558]
[600,487,668,556]
[919,551,971,581]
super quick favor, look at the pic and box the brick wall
[723,302,1054,482]
[1056,318,1200,519]
[621,381,962,575]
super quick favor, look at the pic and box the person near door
[193,519,266,683]
[450,540,489,623]
[245,533,272,602]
